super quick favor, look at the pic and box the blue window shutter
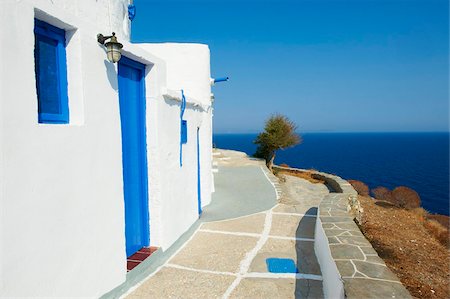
[34,19,69,124]
[181,120,188,144]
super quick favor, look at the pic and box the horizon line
[213,131,450,135]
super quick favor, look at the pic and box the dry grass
[411,207,429,221]
[423,219,449,248]
[427,214,450,229]
[409,208,448,248]
[358,196,450,298]
[276,169,325,184]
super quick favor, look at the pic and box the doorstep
[127,247,159,272]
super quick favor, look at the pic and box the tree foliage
[253,114,301,170]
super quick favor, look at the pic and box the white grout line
[259,166,281,200]
[268,235,315,242]
[329,243,365,248]
[198,229,261,238]
[223,167,280,299]
[356,246,368,262]
[238,211,273,274]
[350,260,369,278]
[245,272,323,281]
[119,226,202,298]
[123,165,299,299]
[200,211,266,225]
[340,276,403,284]
[222,210,274,299]
[334,258,387,267]
[123,166,280,298]
[272,212,317,217]
[198,230,315,242]
[166,263,237,276]
[222,273,243,299]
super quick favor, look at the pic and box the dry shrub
[423,219,449,248]
[392,186,421,209]
[279,163,290,168]
[278,170,324,184]
[371,186,394,202]
[411,207,429,222]
[348,180,369,196]
[427,214,450,229]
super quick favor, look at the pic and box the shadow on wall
[104,59,118,91]
[295,207,322,298]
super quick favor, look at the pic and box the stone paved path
[125,150,330,299]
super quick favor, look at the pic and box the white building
[0,0,214,297]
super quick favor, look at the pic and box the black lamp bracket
[97,32,116,45]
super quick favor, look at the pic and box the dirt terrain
[357,196,450,299]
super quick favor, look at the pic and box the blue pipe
[128,4,136,21]
[214,77,229,83]
[180,89,186,119]
[180,90,187,167]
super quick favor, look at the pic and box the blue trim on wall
[197,127,202,215]
[181,120,188,144]
[180,90,187,167]
[34,19,69,124]
[118,56,150,256]
[128,4,136,21]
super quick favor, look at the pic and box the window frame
[34,19,69,124]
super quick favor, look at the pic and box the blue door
[197,127,202,215]
[118,57,149,257]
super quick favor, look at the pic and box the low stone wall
[273,166,411,299]
[273,166,361,220]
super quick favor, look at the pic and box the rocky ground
[357,196,450,299]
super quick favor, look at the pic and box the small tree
[253,114,301,171]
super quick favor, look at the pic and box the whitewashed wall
[138,43,213,250]
[0,0,213,297]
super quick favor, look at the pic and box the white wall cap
[121,41,165,67]
[162,89,210,111]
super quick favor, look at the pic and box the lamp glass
[107,43,122,63]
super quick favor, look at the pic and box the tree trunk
[268,152,276,172]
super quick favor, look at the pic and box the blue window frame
[34,19,69,124]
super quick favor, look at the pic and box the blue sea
[213,133,450,216]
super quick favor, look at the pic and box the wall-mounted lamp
[97,32,123,63]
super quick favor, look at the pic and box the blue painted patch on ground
[266,258,298,273]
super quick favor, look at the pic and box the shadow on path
[295,207,323,299]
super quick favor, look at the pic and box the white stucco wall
[137,43,213,250]
[0,0,213,297]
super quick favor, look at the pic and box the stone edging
[273,166,411,299]
[260,166,283,200]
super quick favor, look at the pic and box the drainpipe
[128,0,136,21]
[179,90,187,167]
[210,77,229,86]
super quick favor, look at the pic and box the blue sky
[132,0,449,133]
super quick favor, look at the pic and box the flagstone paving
[125,150,329,299]
[124,150,411,299]
[318,193,412,298]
